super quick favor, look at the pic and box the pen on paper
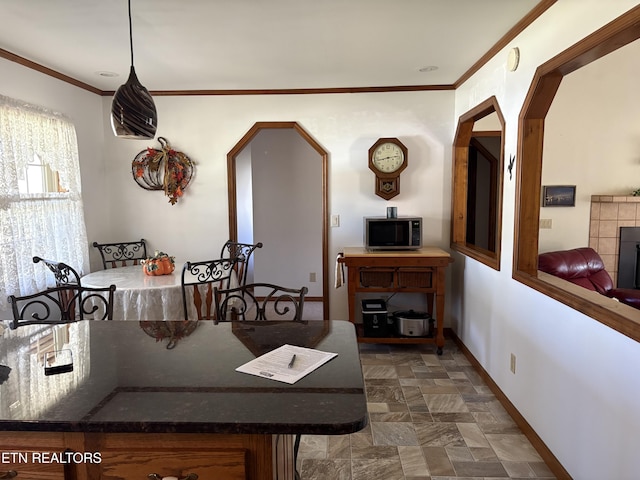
[288,354,296,369]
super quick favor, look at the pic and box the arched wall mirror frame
[227,121,329,319]
[451,96,505,270]
[514,6,640,342]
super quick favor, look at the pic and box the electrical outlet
[309,272,316,282]
[540,218,552,229]
[330,214,340,227]
[510,353,516,374]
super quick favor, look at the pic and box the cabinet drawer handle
[0,471,17,479]
[147,474,198,480]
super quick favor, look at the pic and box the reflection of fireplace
[589,195,640,288]
[617,227,640,289]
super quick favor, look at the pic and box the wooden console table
[339,247,453,353]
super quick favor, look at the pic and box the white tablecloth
[81,265,193,320]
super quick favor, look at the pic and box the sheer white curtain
[0,95,89,308]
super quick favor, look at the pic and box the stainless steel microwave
[364,217,422,250]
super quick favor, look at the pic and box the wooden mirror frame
[451,96,505,270]
[514,6,640,342]
[227,121,329,318]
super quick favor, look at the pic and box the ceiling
[0,0,547,93]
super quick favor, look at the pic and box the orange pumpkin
[143,256,175,276]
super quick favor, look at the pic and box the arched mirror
[514,8,640,340]
[227,122,329,319]
[451,96,505,270]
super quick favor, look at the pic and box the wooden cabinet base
[0,432,295,480]
[339,247,452,354]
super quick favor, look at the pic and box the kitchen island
[0,319,367,479]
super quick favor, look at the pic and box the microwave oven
[364,217,422,250]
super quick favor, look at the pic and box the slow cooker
[393,310,431,337]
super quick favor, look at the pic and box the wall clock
[368,137,408,200]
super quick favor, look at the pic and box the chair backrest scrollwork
[181,258,239,321]
[220,241,263,287]
[8,284,116,329]
[33,256,81,286]
[214,283,308,322]
[92,239,147,269]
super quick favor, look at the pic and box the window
[514,10,640,342]
[18,154,65,194]
[451,96,505,270]
[0,95,89,308]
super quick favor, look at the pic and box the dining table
[0,319,367,479]
[81,264,195,320]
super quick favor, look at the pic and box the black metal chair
[214,283,308,322]
[181,258,238,321]
[7,284,116,329]
[220,241,263,286]
[33,256,81,286]
[33,256,83,319]
[92,239,147,269]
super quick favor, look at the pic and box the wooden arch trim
[227,121,329,317]
[514,5,640,341]
[451,95,506,270]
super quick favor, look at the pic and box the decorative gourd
[142,251,175,276]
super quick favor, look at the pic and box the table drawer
[0,433,76,480]
[98,449,247,480]
[359,268,394,287]
[397,269,432,288]
[0,462,66,480]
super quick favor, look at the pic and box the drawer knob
[0,472,17,479]
[148,474,198,480]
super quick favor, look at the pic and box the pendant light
[111,0,157,139]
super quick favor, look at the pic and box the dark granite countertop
[0,320,367,435]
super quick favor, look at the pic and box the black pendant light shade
[111,0,157,139]
[111,66,157,139]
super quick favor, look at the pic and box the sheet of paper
[236,344,338,384]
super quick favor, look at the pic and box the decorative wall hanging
[542,185,576,207]
[508,154,515,180]
[132,137,194,204]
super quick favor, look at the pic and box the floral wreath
[132,137,194,205]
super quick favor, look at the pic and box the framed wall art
[542,185,576,207]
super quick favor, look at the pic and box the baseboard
[444,328,572,480]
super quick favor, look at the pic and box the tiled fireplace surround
[589,195,640,287]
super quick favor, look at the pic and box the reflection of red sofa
[538,247,640,309]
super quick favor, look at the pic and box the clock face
[372,142,405,173]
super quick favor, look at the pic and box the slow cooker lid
[393,309,429,319]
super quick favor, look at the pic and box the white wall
[2,60,454,320]
[98,91,455,320]
[250,128,323,296]
[235,145,254,249]
[540,39,640,252]
[453,2,640,479]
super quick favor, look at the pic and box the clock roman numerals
[368,138,408,200]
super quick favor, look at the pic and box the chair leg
[294,433,301,480]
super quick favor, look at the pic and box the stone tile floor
[297,340,556,480]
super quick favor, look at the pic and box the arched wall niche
[451,96,505,270]
[227,121,329,318]
[514,6,640,341]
